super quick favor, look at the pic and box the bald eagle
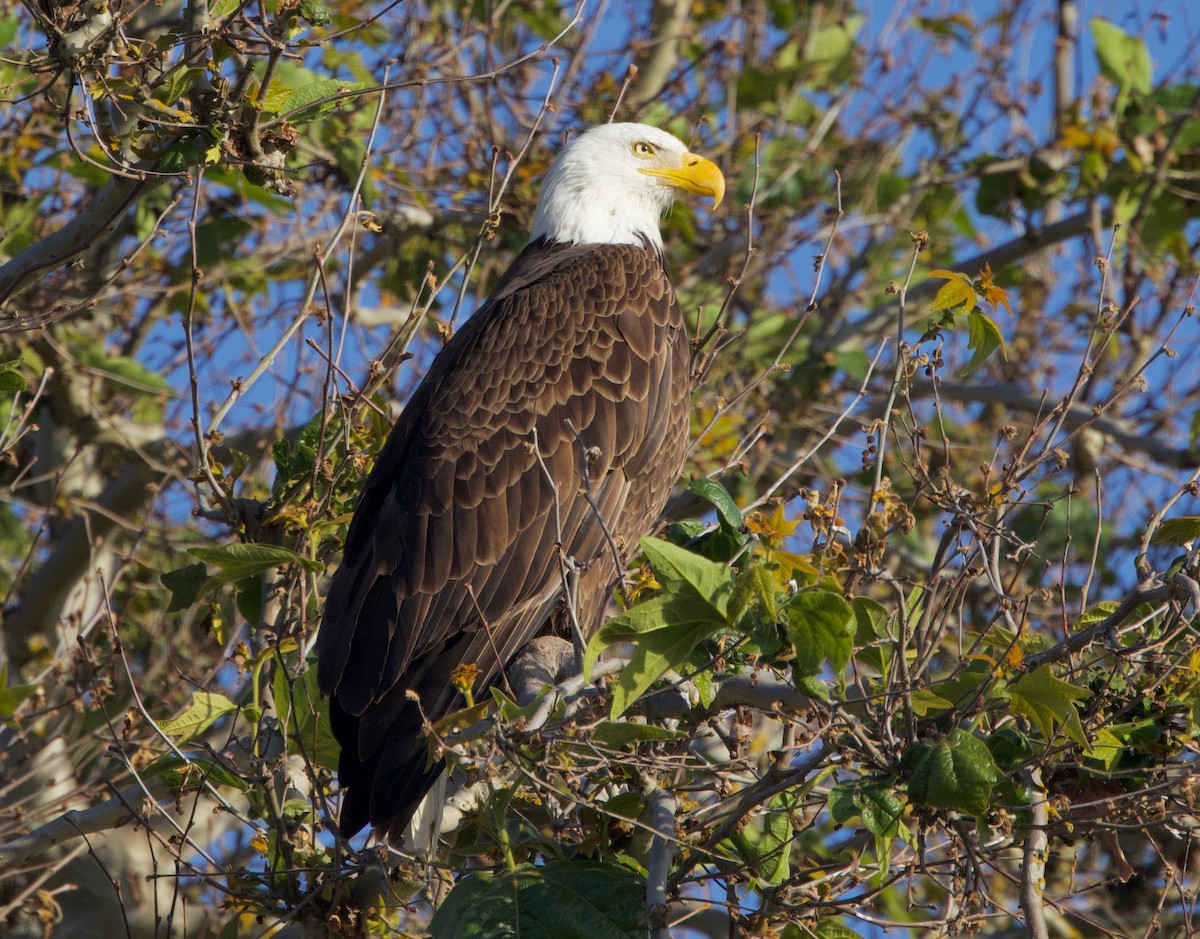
[317,123,725,841]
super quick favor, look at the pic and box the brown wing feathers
[316,241,688,840]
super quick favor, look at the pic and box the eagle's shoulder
[368,240,674,462]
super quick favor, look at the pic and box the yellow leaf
[265,506,310,529]
[977,262,1014,316]
[1059,125,1093,150]
[450,662,481,705]
[747,503,800,548]
[771,550,820,580]
[1059,124,1118,160]
[928,270,977,314]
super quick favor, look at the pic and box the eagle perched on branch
[317,122,725,841]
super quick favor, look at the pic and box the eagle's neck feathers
[530,166,671,250]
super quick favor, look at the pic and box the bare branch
[0,779,170,874]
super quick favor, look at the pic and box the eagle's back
[317,240,689,840]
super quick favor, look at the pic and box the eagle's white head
[530,122,725,250]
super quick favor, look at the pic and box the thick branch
[1019,767,1049,939]
[908,378,1198,469]
[0,175,155,317]
[3,460,164,672]
[627,0,691,109]
[0,778,169,874]
[2,420,273,673]
[644,785,677,939]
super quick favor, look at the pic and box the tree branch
[0,176,155,318]
[0,778,169,874]
[1019,767,1049,939]
[3,460,166,672]
[908,378,1198,469]
[627,0,691,110]
[644,784,677,939]
[824,205,1114,354]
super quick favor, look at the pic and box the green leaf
[0,13,20,48]
[189,543,322,579]
[930,661,1010,713]
[691,661,714,708]
[916,15,974,45]
[813,921,863,939]
[807,14,863,86]
[597,593,727,718]
[960,310,1006,377]
[0,682,39,719]
[159,691,238,743]
[602,791,645,820]
[795,673,830,702]
[74,348,173,394]
[272,410,330,497]
[1086,727,1124,771]
[489,686,542,724]
[985,727,1035,771]
[1091,19,1152,96]
[235,575,263,624]
[1151,516,1200,546]
[427,860,648,939]
[639,536,733,614]
[928,270,977,314]
[0,359,27,394]
[689,477,743,532]
[141,754,245,790]
[1075,598,1160,633]
[1009,664,1090,747]
[0,195,44,257]
[909,688,954,717]
[829,779,913,878]
[587,538,734,715]
[728,565,780,625]
[906,728,1001,816]
[852,596,889,641]
[274,666,340,770]
[157,67,206,105]
[287,79,367,124]
[1077,599,1119,626]
[592,721,687,749]
[162,562,210,613]
[727,794,794,886]
[296,0,330,26]
[785,590,854,678]
[828,782,904,839]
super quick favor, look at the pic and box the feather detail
[317,239,690,840]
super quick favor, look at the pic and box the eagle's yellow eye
[632,141,656,157]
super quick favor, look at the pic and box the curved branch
[0,175,156,316]
[0,778,169,874]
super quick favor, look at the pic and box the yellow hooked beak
[640,152,726,210]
